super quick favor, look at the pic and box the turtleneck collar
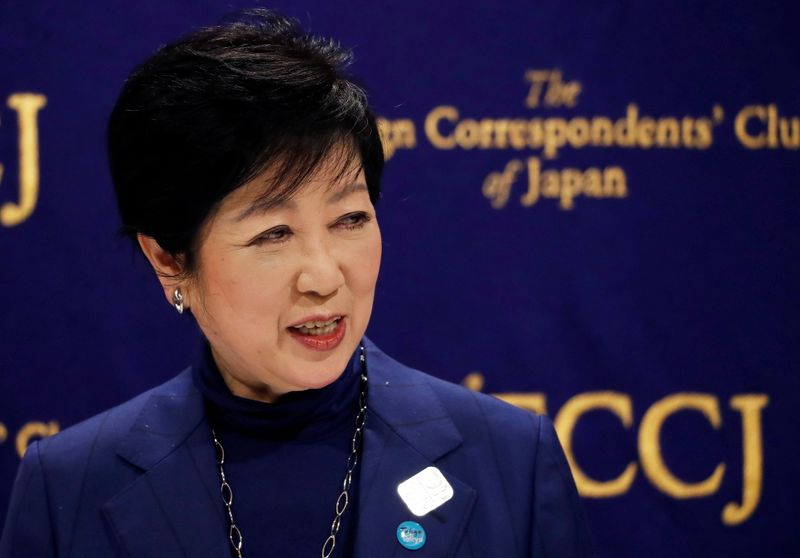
[192,341,362,441]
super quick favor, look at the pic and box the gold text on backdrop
[525,69,581,108]
[0,92,47,227]
[0,420,60,458]
[734,105,800,149]
[462,375,768,527]
[377,118,416,160]
[373,71,796,210]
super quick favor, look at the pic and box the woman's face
[186,157,381,402]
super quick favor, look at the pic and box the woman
[0,10,592,558]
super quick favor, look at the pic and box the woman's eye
[252,226,292,245]
[336,212,371,230]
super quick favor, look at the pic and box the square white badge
[397,466,454,517]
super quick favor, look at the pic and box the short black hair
[108,9,384,272]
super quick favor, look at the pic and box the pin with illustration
[397,520,426,550]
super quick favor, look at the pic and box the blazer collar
[104,368,228,557]
[105,338,476,558]
[114,338,465,470]
[114,367,206,470]
[361,337,464,462]
[355,338,476,558]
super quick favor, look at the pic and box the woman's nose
[296,244,346,298]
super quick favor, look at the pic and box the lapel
[102,369,229,558]
[355,339,477,558]
[100,340,477,558]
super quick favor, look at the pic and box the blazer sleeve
[530,414,594,558]
[0,441,56,558]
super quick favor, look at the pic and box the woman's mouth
[287,316,346,350]
[292,317,341,336]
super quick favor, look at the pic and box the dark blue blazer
[1,339,592,557]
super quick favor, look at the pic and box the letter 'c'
[424,106,459,149]
[554,392,637,498]
[734,105,767,149]
[638,393,725,498]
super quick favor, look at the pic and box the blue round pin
[396,520,426,550]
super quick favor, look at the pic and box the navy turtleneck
[192,342,363,557]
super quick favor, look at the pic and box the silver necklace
[211,344,368,558]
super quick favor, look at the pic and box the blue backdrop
[1,1,798,556]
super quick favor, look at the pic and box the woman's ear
[137,233,189,310]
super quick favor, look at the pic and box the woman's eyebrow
[234,197,297,222]
[233,182,368,222]
[326,182,367,205]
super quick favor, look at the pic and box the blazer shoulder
[367,340,544,457]
[35,368,193,469]
[422,369,545,457]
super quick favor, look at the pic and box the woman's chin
[293,363,350,391]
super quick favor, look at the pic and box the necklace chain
[211,345,369,558]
